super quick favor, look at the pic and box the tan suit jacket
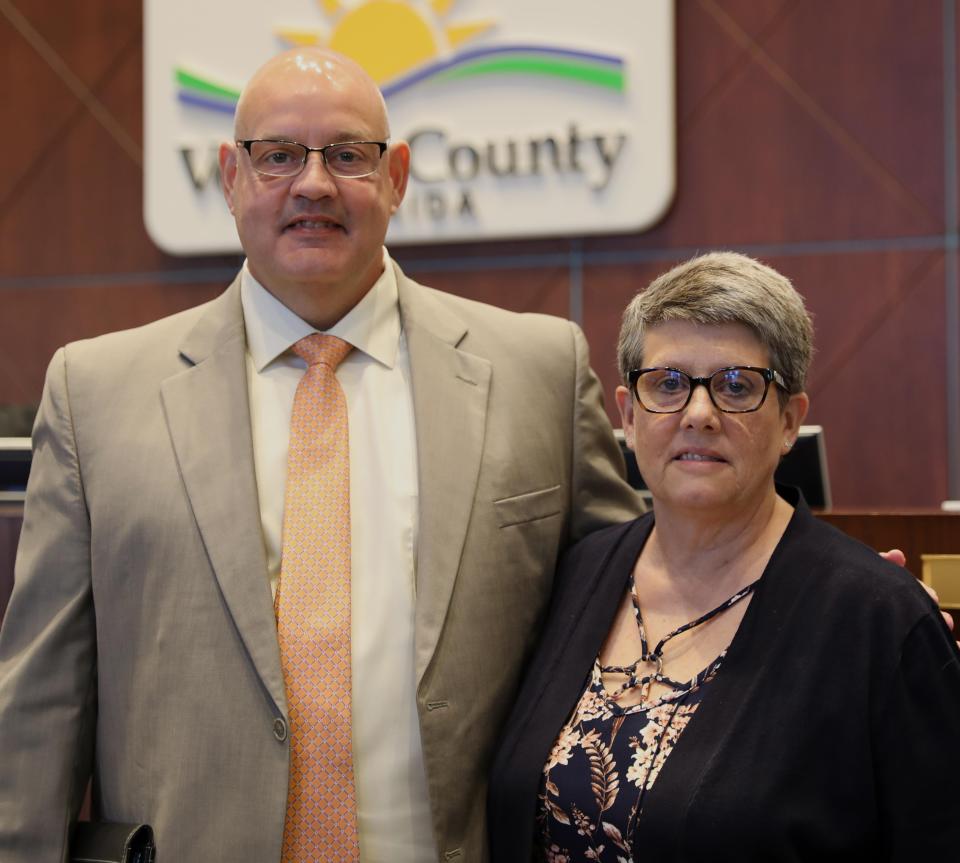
[0,263,641,861]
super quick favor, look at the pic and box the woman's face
[616,319,809,515]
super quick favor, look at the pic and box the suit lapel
[160,281,287,716]
[396,269,492,684]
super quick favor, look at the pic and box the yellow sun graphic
[276,0,495,85]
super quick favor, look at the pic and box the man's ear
[219,141,239,214]
[386,140,410,213]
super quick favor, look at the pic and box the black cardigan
[488,490,960,861]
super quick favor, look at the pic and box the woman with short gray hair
[617,251,812,401]
[490,251,960,861]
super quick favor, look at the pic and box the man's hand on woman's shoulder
[880,548,955,634]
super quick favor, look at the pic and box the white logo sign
[144,0,675,253]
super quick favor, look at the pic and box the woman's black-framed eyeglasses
[627,366,787,414]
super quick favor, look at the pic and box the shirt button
[273,717,287,742]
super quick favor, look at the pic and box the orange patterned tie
[276,333,359,861]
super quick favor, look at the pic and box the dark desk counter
[818,510,960,586]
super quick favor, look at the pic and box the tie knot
[291,333,353,369]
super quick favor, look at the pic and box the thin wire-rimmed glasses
[627,366,787,414]
[237,139,389,179]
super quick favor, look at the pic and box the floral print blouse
[536,655,722,862]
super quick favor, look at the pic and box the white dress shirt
[240,253,436,861]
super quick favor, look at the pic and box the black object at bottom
[70,822,155,863]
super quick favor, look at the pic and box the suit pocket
[493,484,563,528]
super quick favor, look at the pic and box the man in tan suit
[0,49,639,861]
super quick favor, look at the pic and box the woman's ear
[781,391,810,449]
[615,385,636,451]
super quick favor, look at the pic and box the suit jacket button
[273,718,287,742]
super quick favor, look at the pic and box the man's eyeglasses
[627,366,787,414]
[237,139,389,179]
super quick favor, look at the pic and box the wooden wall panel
[589,0,944,254]
[0,49,153,277]
[768,251,947,508]
[0,23,79,207]
[397,263,571,318]
[3,126,147,278]
[0,0,144,256]
[392,236,571,267]
[1,0,958,507]
[2,280,227,403]
[677,0,796,114]
[10,0,140,77]
[762,0,944,220]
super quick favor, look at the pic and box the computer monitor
[0,437,31,503]
[614,424,832,509]
[774,425,831,508]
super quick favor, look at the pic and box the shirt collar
[240,249,401,372]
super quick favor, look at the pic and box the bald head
[235,48,390,141]
[218,46,410,330]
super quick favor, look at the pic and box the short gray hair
[616,251,813,396]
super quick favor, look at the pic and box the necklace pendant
[641,651,664,679]
[636,652,663,702]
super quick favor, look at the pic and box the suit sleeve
[0,347,97,862]
[874,609,960,858]
[566,321,644,543]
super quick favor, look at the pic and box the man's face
[219,56,409,314]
